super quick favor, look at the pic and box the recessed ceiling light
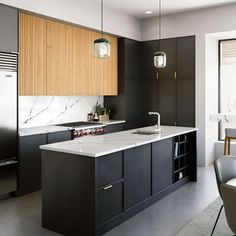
[145,11,153,15]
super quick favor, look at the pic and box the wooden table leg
[228,138,231,155]
[224,137,228,155]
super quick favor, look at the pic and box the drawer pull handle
[103,185,113,190]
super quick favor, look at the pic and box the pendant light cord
[101,0,104,37]
[159,0,161,40]
[158,0,161,51]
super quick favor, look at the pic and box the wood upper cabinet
[19,13,118,96]
[20,13,47,95]
[46,20,73,96]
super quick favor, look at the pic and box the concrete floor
[0,166,218,236]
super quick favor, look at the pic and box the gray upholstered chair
[211,155,236,236]
[221,183,236,234]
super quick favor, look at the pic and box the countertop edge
[40,127,198,158]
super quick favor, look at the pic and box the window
[219,39,236,140]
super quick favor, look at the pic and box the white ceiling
[102,0,236,18]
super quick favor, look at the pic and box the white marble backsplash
[19,96,104,128]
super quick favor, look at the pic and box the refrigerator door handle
[0,160,18,167]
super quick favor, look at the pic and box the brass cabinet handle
[103,185,113,190]
[174,71,177,79]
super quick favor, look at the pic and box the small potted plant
[95,105,111,121]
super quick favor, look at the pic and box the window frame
[218,38,236,140]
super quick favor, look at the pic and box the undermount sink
[134,129,161,135]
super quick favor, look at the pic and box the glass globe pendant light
[154,0,166,68]
[94,0,110,58]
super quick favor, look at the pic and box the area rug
[176,198,234,236]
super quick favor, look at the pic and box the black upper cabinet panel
[141,40,158,80]
[177,36,195,80]
[177,79,195,127]
[140,80,158,127]
[157,79,176,126]
[125,80,142,129]
[125,39,141,80]
[158,38,177,80]
[0,4,18,52]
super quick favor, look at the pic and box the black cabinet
[42,131,197,236]
[96,152,124,225]
[0,4,18,52]
[141,40,157,80]
[98,182,123,225]
[141,36,195,127]
[105,123,124,134]
[104,38,142,130]
[124,144,151,209]
[18,134,47,195]
[125,80,142,130]
[177,79,195,127]
[141,80,159,126]
[157,79,177,126]
[47,130,73,144]
[158,38,176,80]
[177,37,195,80]
[18,130,73,196]
[125,39,141,80]
[97,152,123,187]
[152,138,173,194]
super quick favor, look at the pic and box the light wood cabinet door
[19,13,46,95]
[20,13,118,96]
[46,20,73,96]
[88,31,104,96]
[70,27,90,95]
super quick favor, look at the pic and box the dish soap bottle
[93,113,99,121]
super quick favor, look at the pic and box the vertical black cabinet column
[157,38,177,126]
[141,40,159,126]
[176,36,195,127]
[104,38,142,130]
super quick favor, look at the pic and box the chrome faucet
[149,112,161,132]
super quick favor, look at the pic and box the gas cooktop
[57,121,103,128]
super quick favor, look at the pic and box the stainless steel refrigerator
[0,52,18,195]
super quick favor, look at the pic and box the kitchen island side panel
[42,150,96,236]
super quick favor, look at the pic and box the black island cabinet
[41,130,197,236]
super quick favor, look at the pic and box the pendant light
[154,0,166,68]
[94,0,110,59]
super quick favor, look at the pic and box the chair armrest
[220,184,236,234]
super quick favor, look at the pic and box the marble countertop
[19,126,74,137]
[40,126,198,158]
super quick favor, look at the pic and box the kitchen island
[40,126,198,236]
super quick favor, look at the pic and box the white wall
[0,0,141,40]
[142,3,236,166]
[205,35,219,165]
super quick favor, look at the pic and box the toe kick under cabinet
[41,131,197,236]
